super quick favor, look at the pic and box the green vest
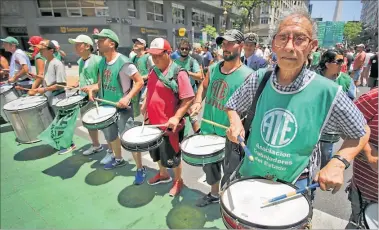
[335,72,351,92]
[34,53,46,75]
[99,54,131,103]
[78,54,102,96]
[174,56,195,86]
[241,72,341,183]
[201,62,254,136]
[132,53,150,76]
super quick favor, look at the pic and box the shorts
[202,139,242,186]
[149,128,185,168]
[353,69,362,81]
[102,108,134,142]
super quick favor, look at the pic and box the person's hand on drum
[166,116,181,133]
[28,89,37,96]
[36,87,46,95]
[189,102,202,116]
[226,119,245,144]
[8,77,16,83]
[81,86,94,101]
[117,96,131,108]
[314,158,345,194]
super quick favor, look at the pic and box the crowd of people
[0,6,377,229]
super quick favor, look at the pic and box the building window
[261,5,269,14]
[147,0,164,22]
[192,9,215,28]
[260,17,269,24]
[36,0,109,17]
[127,0,137,18]
[172,3,185,25]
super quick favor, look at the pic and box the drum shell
[82,110,118,130]
[16,80,33,97]
[0,85,19,122]
[4,98,53,143]
[121,122,164,152]
[220,176,313,229]
[181,134,225,166]
[320,132,340,143]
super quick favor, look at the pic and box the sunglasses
[331,59,344,65]
[180,47,190,51]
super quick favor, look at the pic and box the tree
[228,0,276,32]
[343,21,362,46]
[201,25,218,39]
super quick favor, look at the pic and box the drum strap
[243,69,273,140]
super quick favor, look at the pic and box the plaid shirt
[225,66,367,179]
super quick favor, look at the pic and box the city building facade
[247,0,310,46]
[360,0,378,28]
[0,0,236,63]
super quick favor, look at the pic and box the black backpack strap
[243,69,273,140]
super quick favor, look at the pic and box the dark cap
[216,29,244,45]
[244,33,259,44]
[35,39,57,50]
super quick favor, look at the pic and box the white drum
[82,106,117,130]
[55,95,87,110]
[0,84,19,122]
[121,125,163,152]
[364,203,378,229]
[3,96,53,143]
[181,134,225,166]
[221,177,312,229]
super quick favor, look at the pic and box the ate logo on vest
[211,79,229,100]
[260,108,298,148]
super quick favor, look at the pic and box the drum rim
[0,84,15,95]
[81,106,116,125]
[364,202,378,229]
[120,123,164,146]
[220,176,313,229]
[55,96,88,109]
[3,95,48,111]
[180,134,226,158]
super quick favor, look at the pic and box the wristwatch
[332,155,350,169]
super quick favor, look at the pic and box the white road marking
[312,209,348,229]
[77,126,87,133]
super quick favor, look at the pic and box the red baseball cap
[147,38,172,55]
[28,36,44,46]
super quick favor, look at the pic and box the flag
[38,106,80,150]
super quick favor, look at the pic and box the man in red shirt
[141,38,194,196]
[346,87,378,229]
[351,44,366,86]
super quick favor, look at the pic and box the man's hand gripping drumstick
[201,118,254,161]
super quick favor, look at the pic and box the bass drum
[0,84,19,122]
[3,96,53,143]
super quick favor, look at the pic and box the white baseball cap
[51,40,60,48]
[146,38,172,55]
[132,38,147,47]
[68,35,94,46]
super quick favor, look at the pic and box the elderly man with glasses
[225,8,370,208]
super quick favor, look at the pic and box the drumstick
[143,124,167,128]
[14,85,33,91]
[201,118,254,161]
[95,98,131,109]
[141,119,145,134]
[261,183,320,208]
[95,100,100,115]
[55,84,77,90]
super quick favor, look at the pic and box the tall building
[247,0,309,45]
[360,0,378,28]
[0,0,237,63]
[333,0,342,21]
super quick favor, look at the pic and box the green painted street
[0,123,225,229]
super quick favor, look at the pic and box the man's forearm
[174,97,194,119]
[188,72,203,81]
[13,66,28,80]
[31,78,43,89]
[337,125,371,162]
[227,109,242,126]
[194,82,207,103]
[126,81,143,99]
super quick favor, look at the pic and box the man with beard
[190,29,253,207]
[130,38,154,117]
[174,39,203,133]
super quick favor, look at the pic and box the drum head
[56,95,85,107]
[3,96,47,111]
[82,106,116,124]
[221,178,310,228]
[0,84,14,94]
[181,135,225,155]
[365,203,378,229]
[122,126,162,144]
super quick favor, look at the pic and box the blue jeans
[320,142,334,169]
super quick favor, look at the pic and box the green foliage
[201,25,218,39]
[343,22,362,44]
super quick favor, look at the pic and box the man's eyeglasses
[273,33,312,51]
[180,47,190,51]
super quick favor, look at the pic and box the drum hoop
[120,124,164,146]
[82,108,117,125]
[56,96,87,108]
[180,134,226,158]
[363,202,378,229]
[0,85,15,95]
[220,176,313,229]
[3,96,48,112]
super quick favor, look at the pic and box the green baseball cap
[1,36,19,45]
[68,34,94,46]
[92,29,119,44]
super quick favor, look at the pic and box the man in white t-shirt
[83,29,146,185]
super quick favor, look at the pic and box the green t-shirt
[311,51,321,66]
[174,56,201,86]
[34,53,46,75]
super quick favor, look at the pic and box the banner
[316,21,345,48]
[38,106,80,150]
